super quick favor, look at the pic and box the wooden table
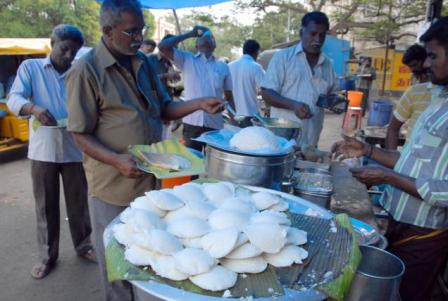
[330,162,378,229]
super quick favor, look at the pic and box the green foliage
[0,0,156,46]
[143,9,156,40]
[251,9,304,49]
[235,0,426,46]
[166,12,248,60]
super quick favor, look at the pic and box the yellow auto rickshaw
[0,38,51,152]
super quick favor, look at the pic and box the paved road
[0,113,344,301]
[0,148,101,301]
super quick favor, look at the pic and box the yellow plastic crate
[0,116,29,142]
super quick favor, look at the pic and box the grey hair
[100,0,143,28]
[51,24,84,46]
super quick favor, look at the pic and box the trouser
[89,196,133,301]
[31,160,92,266]
[182,123,215,152]
[89,196,162,301]
[385,219,448,301]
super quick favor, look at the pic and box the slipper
[79,249,98,263]
[30,263,53,279]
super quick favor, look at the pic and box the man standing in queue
[332,17,448,301]
[159,26,234,151]
[261,11,337,148]
[7,24,95,280]
[66,0,225,299]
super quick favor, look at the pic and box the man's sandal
[30,263,53,279]
[79,249,98,263]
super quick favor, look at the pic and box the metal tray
[294,172,333,194]
[104,185,380,301]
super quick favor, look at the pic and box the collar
[242,54,255,61]
[294,43,326,65]
[194,52,215,62]
[96,39,119,70]
[96,38,144,77]
[43,56,69,77]
[43,56,53,68]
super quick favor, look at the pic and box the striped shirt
[380,85,448,229]
[393,83,432,137]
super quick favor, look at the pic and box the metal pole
[381,0,393,96]
[286,8,291,42]
[172,9,186,49]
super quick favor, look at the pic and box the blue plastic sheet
[97,0,231,9]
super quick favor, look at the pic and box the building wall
[152,18,176,43]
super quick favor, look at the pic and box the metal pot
[252,117,301,141]
[294,189,331,209]
[346,246,405,301]
[293,170,333,209]
[205,145,295,191]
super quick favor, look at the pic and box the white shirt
[173,49,232,129]
[7,57,82,163]
[229,54,265,116]
[261,43,337,147]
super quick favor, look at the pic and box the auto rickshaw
[0,38,51,153]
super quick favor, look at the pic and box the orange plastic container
[160,138,193,188]
[161,176,192,188]
[347,91,364,108]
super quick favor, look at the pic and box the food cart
[101,1,400,300]
[0,38,51,153]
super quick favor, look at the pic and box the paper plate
[128,139,205,179]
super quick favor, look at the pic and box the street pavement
[0,112,344,301]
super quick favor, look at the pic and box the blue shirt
[173,49,232,129]
[7,57,82,162]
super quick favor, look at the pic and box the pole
[381,0,393,96]
[172,9,186,49]
[286,8,291,42]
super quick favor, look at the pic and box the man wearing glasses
[66,0,225,300]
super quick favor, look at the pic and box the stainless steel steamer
[205,145,295,191]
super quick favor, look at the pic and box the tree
[235,0,426,46]
[0,0,155,46]
[251,8,304,49]
[164,12,247,59]
[143,9,156,40]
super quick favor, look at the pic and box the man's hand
[191,25,210,37]
[293,102,313,119]
[349,166,391,187]
[113,154,144,178]
[331,134,370,160]
[32,105,57,126]
[199,97,226,114]
[166,72,181,82]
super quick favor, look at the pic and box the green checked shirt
[381,84,448,229]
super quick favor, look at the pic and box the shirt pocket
[411,125,443,161]
[211,71,224,91]
[283,63,301,89]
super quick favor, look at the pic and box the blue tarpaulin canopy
[140,0,230,9]
[98,0,231,9]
